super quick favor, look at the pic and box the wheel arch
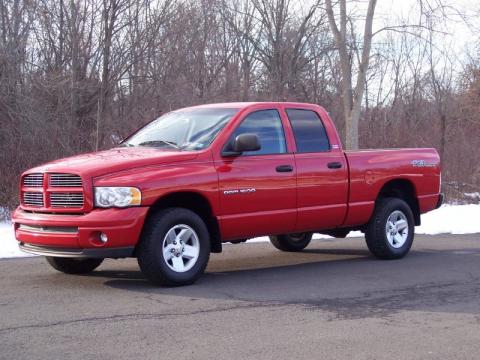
[376,179,421,226]
[142,191,222,253]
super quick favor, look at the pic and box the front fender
[93,160,220,214]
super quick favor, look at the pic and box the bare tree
[0,0,478,217]
[325,0,377,149]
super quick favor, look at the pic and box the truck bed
[342,148,441,227]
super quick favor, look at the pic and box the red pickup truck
[12,102,442,286]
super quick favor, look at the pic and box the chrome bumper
[19,242,134,258]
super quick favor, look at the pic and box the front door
[215,109,296,240]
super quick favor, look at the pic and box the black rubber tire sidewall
[137,208,210,286]
[45,257,104,274]
[269,232,313,252]
[365,197,415,259]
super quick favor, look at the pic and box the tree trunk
[325,0,377,150]
[96,0,116,150]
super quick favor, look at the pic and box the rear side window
[286,109,330,152]
[229,109,287,156]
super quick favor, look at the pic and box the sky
[338,0,480,102]
[374,0,478,55]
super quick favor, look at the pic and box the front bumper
[12,207,149,257]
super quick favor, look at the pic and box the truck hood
[27,147,199,178]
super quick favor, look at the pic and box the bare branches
[325,0,377,149]
[0,0,479,214]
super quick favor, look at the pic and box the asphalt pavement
[1,234,479,359]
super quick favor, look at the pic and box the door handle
[327,162,342,169]
[276,165,294,173]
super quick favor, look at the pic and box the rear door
[215,108,296,240]
[284,108,348,231]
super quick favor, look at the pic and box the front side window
[286,109,330,152]
[122,108,239,151]
[227,109,287,156]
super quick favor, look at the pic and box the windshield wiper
[137,140,179,149]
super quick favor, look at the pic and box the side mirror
[222,133,261,157]
[233,133,261,152]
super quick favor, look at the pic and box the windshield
[121,108,239,150]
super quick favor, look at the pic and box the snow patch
[464,192,480,202]
[416,204,480,235]
[246,204,480,243]
[1,204,479,258]
[0,222,35,258]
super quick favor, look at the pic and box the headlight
[94,187,142,208]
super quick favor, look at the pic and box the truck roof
[184,102,321,110]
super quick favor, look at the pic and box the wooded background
[1,0,479,218]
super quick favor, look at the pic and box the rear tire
[46,257,104,274]
[137,208,210,286]
[365,197,414,259]
[269,232,312,252]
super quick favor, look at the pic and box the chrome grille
[23,192,44,207]
[49,174,82,187]
[23,174,43,187]
[50,193,84,208]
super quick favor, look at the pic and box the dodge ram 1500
[12,102,443,286]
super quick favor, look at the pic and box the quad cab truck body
[12,102,443,285]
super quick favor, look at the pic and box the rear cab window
[285,109,330,153]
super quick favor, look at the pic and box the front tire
[365,197,414,259]
[137,208,210,286]
[46,257,104,274]
[269,232,313,252]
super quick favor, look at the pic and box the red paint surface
[12,102,441,252]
